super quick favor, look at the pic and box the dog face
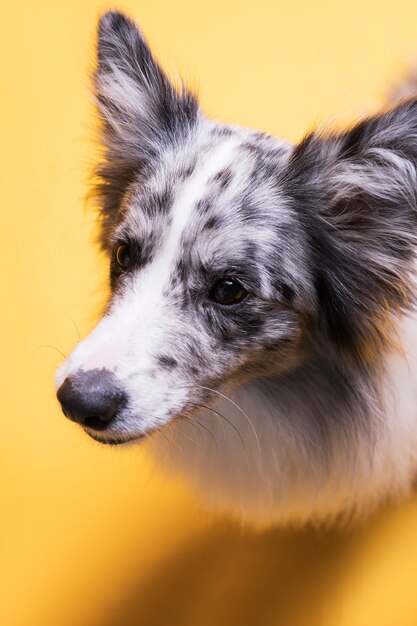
[56,13,317,443]
[56,129,310,442]
[57,12,417,447]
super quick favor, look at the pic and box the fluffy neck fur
[154,296,417,526]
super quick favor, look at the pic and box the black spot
[157,355,178,370]
[156,187,174,214]
[141,188,173,215]
[210,168,233,190]
[196,197,212,214]
[281,283,295,302]
[242,141,263,157]
[178,160,197,180]
[211,126,233,137]
[204,215,221,230]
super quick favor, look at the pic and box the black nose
[57,368,127,431]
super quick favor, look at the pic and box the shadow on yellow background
[2,1,417,625]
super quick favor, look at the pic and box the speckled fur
[57,11,417,525]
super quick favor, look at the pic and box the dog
[56,11,417,525]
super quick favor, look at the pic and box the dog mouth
[85,430,146,446]
[83,408,193,447]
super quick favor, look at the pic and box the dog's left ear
[93,11,199,245]
[286,100,417,365]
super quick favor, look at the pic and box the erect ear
[286,99,417,366]
[93,12,199,243]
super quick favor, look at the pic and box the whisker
[180,416,206,445]
[158,426,185,458]
[173,420,203,448]
[63,311,81,342]
[189,415,219,453]
[198,386,261,453]
[196,403,227,438]
[196,403,245,450]
[35,344,67,360]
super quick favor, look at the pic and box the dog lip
[85,430,146,446]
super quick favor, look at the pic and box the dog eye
[210,278,248,305]
[115,243,132,270]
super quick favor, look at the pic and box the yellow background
[2,1,417,625]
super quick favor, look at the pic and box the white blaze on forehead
[152,138,239,280]
[114,137,240,311]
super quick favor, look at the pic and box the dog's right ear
[94,12,199,245]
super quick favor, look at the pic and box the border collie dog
[57,11,417,525]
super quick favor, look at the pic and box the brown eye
[115,243,132,270]
[210,278,248,305]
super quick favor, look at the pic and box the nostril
[83,415,114,431]
[57,369,127,432]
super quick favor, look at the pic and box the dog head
[56,11,417,445]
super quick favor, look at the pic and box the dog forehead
[120,126,290,229]
[113,124,294,283]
